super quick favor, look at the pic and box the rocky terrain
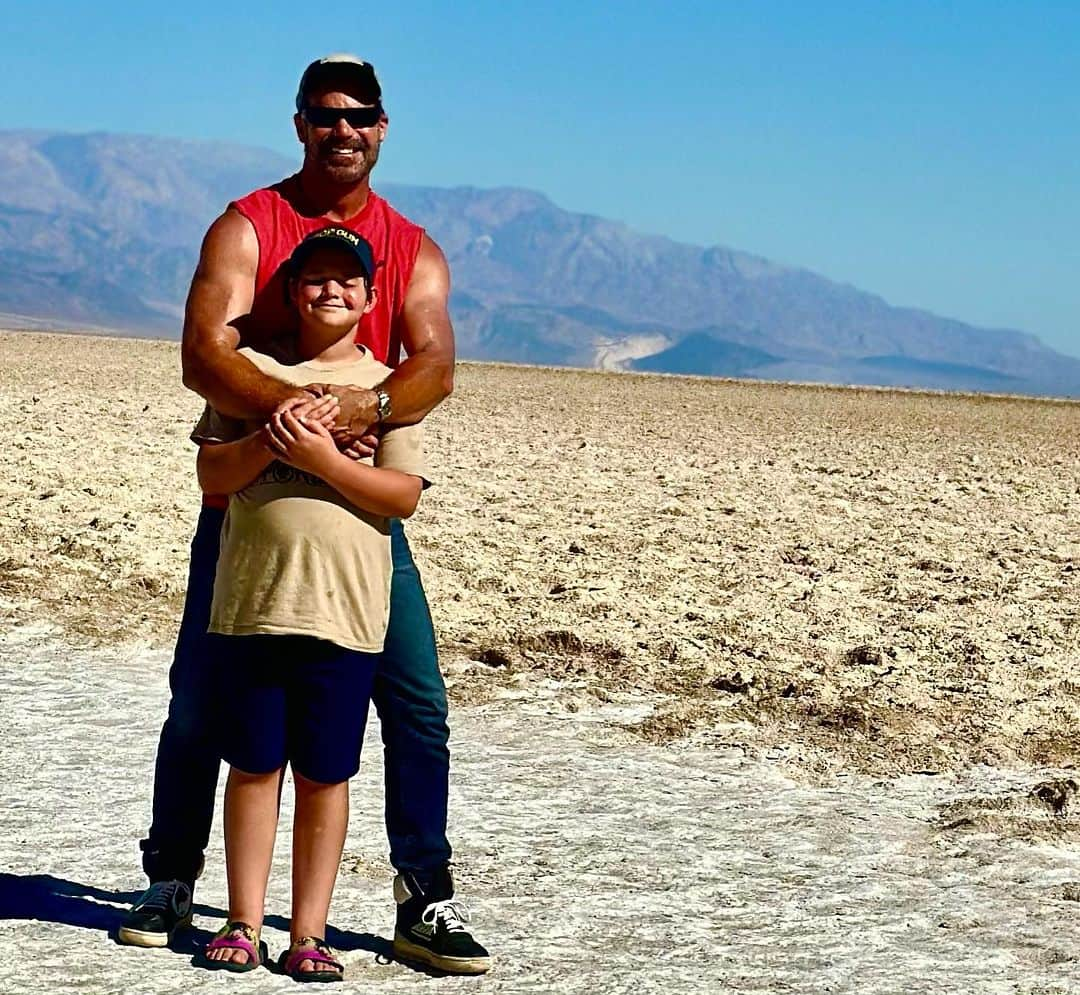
[1,330,1078,775]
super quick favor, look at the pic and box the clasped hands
[263,385,380,475]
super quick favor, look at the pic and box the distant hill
[629,333,779,378]
[1,129,1077,396]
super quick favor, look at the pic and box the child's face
[290,246,374,335]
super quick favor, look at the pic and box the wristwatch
[374,386,392,423]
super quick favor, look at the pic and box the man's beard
[311,137,380,184]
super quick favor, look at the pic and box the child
[190,227,430,982]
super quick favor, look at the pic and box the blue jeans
[142,507,452,885]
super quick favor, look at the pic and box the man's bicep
[182,209,258,368]
[398,234,455,360]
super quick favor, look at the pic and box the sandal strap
[205,920,261,964]
[284,937,343,975]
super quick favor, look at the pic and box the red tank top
[231,176,425,367]
[202,178,424,509]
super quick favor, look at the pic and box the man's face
[293,81,388,185]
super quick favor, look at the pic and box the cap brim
[289,235,374,281]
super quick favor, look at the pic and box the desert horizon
[6,321,1080,403]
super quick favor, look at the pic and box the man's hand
[266,408,341,477]
[305,383,378,439]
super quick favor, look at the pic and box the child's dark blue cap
[289,226,376,281]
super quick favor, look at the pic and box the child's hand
[274,392,340,430]
[341,429,382,461]
[266,408,340,476]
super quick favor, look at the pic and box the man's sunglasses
[301,105,384,129]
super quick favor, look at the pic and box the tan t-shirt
[191,344,431,653]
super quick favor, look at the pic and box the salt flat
[3,627,1080,994]
[2,330,1080,993]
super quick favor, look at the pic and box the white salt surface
[2,625,1080,994]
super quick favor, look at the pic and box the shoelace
[135,880,185,913]
[421,899,471,934]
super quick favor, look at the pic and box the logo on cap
[288,226,376,281]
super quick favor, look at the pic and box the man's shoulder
[231,175,299,216]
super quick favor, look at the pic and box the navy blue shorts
[210,633,377,784]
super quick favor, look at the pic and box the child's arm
[196,431,276,495]
[268,408,423,518]
[319,456,423,519]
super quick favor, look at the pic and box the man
[118,54,491,975]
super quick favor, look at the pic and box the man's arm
[181,208,307,419]
[386,234,456,425]
[333,234,456,435]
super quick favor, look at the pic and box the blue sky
[4,1,1079,357]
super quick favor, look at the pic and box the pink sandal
[279,937,344,983]
[194,920,267,973]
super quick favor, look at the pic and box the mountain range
[1,129,1076,397]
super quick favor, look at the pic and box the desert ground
[2,329,1080,993]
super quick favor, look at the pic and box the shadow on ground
[0,873,391,959]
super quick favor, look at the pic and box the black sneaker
[392,868,492,974]
[117,879,193,948]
